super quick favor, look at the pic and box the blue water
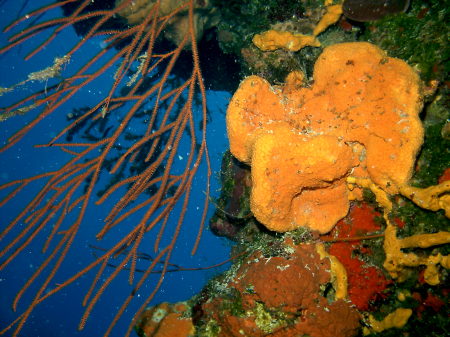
[0,1,232,336]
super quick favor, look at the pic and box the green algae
[362,0,450,82]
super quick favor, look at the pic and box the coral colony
[1,1,449,337]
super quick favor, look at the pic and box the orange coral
[200,242,360,337]
[328,204,392,311]
[364,308,412,335]
[226,42,423,233]
[383,223,450,284]
[252,3,343,52]
[135,302,194,337]
[252,30,321,52]
[251,129,358,232]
